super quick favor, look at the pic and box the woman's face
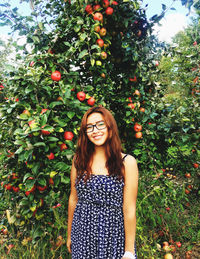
[86,112,108,147]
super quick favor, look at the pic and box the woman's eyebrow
[86,120,104,125]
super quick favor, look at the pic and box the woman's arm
[67,157,78,253]
[123,155,139,254]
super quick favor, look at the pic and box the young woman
[67,106,138,259]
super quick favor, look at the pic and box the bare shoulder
[123,154,138,180]
[123,154,137,167]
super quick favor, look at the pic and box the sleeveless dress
[71,156,137,259]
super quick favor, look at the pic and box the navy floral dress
[71,163,137,259]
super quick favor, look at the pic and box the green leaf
[61,174,70,184]
[49,101,63,109]
[78,49,88,59]
[67,111,75,119]
[34,142,46,147]
[91,59,95,66]
[55,162,69,171]
[79,33,87,42]
[15,146,24,154]
[37,177,47,186]
[47,137,59,142]
[23,173,34,182]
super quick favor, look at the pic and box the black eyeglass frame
[85,120,107,133]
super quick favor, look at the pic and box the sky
[0,0,195,43]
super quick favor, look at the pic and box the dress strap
[122,154,128,161]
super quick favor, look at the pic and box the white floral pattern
[71,160,137,259]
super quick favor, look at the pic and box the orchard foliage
[0,0,199,258]
[0,0,161,244]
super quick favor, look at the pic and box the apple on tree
[23,109,31,116]
[41,125,51,135]
[85,4,93,14]
[100,27,107,36]
[93,4,101,11]
[103,0,110,8]
[28,120,38,129]
[40,108,48,114]
[105,7,114,15]
[51,71,61,81]
[60,143,68,151]
[64,131,74,141]
[77,91,86,101]
[87,97,95,106]
[134,123,142,132]
[96,39,104,47]
[135,132,142,139]
[94,25,101,33]
[101,51,107,59]
[129,76,137,82]
[96,60,102,66]
[47,152,55,160]
[111,1,118,5]
[93,12,103,22]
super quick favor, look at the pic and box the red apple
[169,244,176,252]
[128,103,135,109]
[134,123,142,132]
[49,178,54,185]
[185,189,190,194]
[77,91,86,101]
[103,0,110,8]
[47,152,55,160]
[94,25,101,33]
[155,60,159,66]
[101,73,106,78]
[193,163,199,168]
[176,241,181,248]
[101,51,107,59]
[41,109,48,114]
[51,71,61,81]
[134,89,140,96]
[112,1,118,5]
[60,143,68,151]
[64,131,74,140]
[37,185,47,191]
[193,41,197,46]
[164,253,173,259]
[100,27,107,36]
[135,132,142,139]
[93,12,103,22]
[0,84,4,90]
[5,184,12,190]
[129,76,137,82]
[41,125,51,135]
[87,97,95,106]
[93,4,101,11]
[29,61,35,67]
[12,186,19,193]
[85,4,93,14]
[139,107,145,112]
[23,109,31,116]
[96,39,104,47]
[185,173,191,178]
[105,7,113,15]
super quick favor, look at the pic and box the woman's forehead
[87,112,104,124]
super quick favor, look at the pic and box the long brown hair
[74,106,125,182]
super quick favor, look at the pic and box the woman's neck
[94,145,106,156]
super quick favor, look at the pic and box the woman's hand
[66,237,72,254]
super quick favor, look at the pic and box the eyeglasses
[86,120,107,133]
